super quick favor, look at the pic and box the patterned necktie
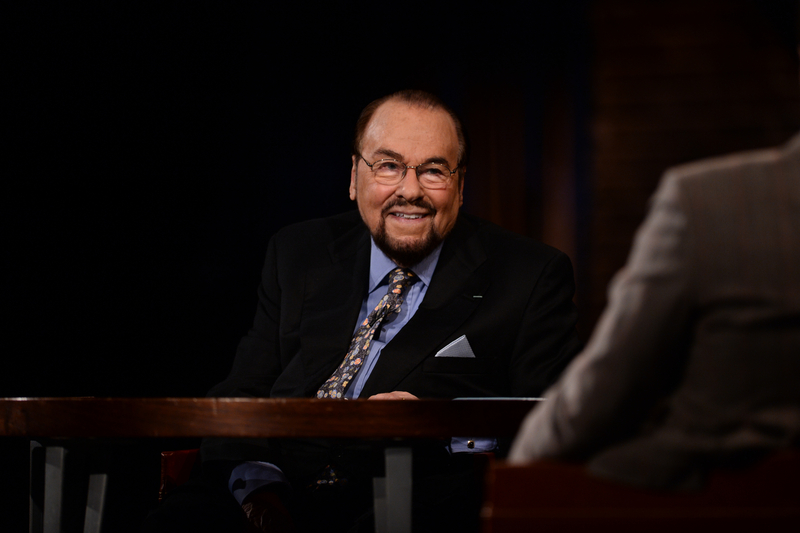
[316,267,418,399]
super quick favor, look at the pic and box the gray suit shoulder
[662,132,800,186]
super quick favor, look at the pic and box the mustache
[381,197,437,217]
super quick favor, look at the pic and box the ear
[349,155,358,201]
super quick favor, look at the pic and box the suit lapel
[360,216,490,397]
[298,222,371,392]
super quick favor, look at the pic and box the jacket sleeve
[507,249,583,398]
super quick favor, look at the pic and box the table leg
[32,442,108,533]
[30,441,44,533]
[373,447,412,533]
[83,472,107,533]
[44,446,66,533]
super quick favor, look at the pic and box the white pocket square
[434,335,476,358]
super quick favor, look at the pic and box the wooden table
[1,397,539,533]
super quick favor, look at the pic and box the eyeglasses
[360,155,458,190]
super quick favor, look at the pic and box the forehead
[362,100,459,161]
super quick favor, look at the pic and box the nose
[396,167,424,200]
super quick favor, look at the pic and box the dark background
[7,1,592,399]
[5,1,799,530]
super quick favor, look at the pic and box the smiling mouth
[382,198,436,221]
[391,213,427,219]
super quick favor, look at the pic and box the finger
[367,391,418,400]
[367,393,394,400]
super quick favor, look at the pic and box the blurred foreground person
[510,133,800,489]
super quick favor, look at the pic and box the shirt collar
[368,239,442,293]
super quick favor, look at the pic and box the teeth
[394,213,423,219]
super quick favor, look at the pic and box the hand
[241,490,294,533]
[367,391,419,400]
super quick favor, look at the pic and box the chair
[159,448,200,502]
[481,450,800,533]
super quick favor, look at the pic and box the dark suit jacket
[203,210,581,464]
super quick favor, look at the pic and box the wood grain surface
[0,397,540,439]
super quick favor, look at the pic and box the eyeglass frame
[358,154,461,189]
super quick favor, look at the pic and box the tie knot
[388,267,417,295]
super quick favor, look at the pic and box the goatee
[371,198,445,268]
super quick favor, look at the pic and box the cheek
[431,193,461,227]
[435,191,461,213]
[358,183,393,223]
[365,183,395,207]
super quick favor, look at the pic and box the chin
[373,226,443,268]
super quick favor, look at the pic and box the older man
[148,90,581,532]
